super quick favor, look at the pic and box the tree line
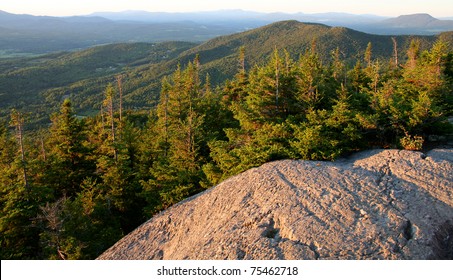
[1,39,452,259]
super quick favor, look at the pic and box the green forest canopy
[1,39,452,259]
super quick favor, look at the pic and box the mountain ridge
[373,13,453,34]
[88,10,453,35]
[0,10,244,54]
[173,20,440,83]
[0,20,449,125]
[383,13,448,27]
[1,10,452,56]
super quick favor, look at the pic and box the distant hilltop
[383,13,440,27]
[98,149,453,260]
[375,13,453,34]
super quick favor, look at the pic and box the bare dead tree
[104,85,117,161]
[40,137,47,162]
[116,74,123,124]
[36,198,68,259]
[10,109,29,190]
[392,37,398,66]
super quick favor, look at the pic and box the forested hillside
[0,41,197,124]
[1,21,452,128]
[1,27,452,259]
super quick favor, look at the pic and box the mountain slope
[153,20,438,83]
[0,20,450,126]
[98,149,453,260]
[47,20,439,109]
[0,41,197,123]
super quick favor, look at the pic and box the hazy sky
[2,0,453,17]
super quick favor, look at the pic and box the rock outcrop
[98,149,453,260]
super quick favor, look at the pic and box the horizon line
[1,8,452,19]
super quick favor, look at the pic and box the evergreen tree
[142,58,208,215]
[44,99,94,197]
[245,49,299,125]
[291,85,362,160]
[365,42,373,68]
[0,121,51,259]
[295,48,330,111]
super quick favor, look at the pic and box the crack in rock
[403,220,415,241]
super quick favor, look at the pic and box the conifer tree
[406,39,420,70]
[142,58,207,215]
[365,42,373,68]
[45,99,93,196]
[244,49,300,125]
[295,48,329,110]
[0,121,49,259]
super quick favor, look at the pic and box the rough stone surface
[98,149,453,260]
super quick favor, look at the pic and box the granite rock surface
[98,149,453,260]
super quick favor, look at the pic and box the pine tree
[365,42,373,68]
[142,58,208,215]
[291,85,361,160]
[0,121,50,259]
[45,99,94,196]
[244,49,300,125]
[295,48,328,110]
[406,39,420,70]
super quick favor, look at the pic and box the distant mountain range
[91,10,386,27]
[0,10,247,55]
[1,10,452,56]
[90,10,453,35]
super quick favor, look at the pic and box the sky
[1,0,453,18]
